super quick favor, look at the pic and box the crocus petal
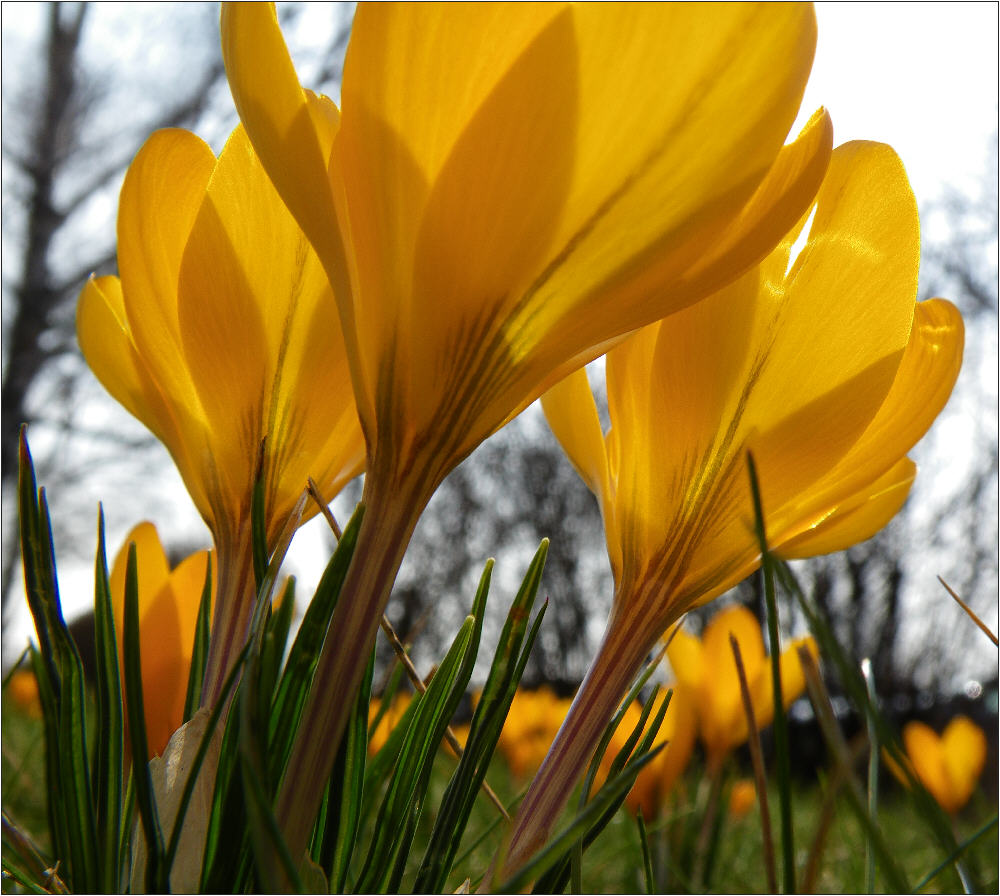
[220,3,342,267]
[941,716,987,810]
[702,606,767,745]
[740,141,918,513]
[110,522,171,627]
[77,277,167,439]
[665,627,705,694]
[540,367,617,569]
[778,458,915,558]
[904,721,952,810]
[777,297,964,549]
[117,129,215,420]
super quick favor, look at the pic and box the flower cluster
[68,1,965,884]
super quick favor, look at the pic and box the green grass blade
[325,647,375,892]
[91,508,124,893]
[355,615,478,893]
[537,687,671,894]
[637,811,654,895]
[414,545,548,893]
[184,553,214,722]
[498,746,664,894]
[775,559,972,889]
[122,542,166,890]
[914,815,998,892]
[250,452,269,588]
[268,506,364,785]
[747,452,794,893]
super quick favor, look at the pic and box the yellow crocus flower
[502,141,964,873]
[889,716,988,815]
[666,606,815,771]
[221,3,831,853]
[77,125,365,706]
[108,522,211,760]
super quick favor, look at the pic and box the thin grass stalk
[861,658,878,893]
[914,816,998,892]
[797,644,910,892]
[747,452,795,892]
[938,577,998,645]
[800,735,868,892]
[636,811,654,894]
[730,634,778,894]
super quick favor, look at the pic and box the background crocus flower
[596,685,696,819]
[666,606,815,771]
[888,716,988,815]
[77,125,365,706]
[507,141,965,874]
[728,779,758,820]
[497,687,573,780]
[108,522,211,759]
[221,3,830,855]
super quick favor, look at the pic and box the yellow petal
[743,141,919,514]
[77,277,161,435]
[941,716,987,811]
[540,368,616,571]
[666,628,705,693]
[780,298,964,546]
[117,129,215,421]
[109,522,171,633]
[903,721,952,811]
[337,3,815,453]
[702,606,766,744]
[779,458,915,558]
[620,141,920,611]
[79,277,215,523]
[220,3,342,267]
[777,637,817,710]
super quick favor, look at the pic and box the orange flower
[728,779,757,820]
[888,716,987,814]
[668,606,816,771]
[109,522,212,759]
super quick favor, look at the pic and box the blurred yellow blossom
[109,522,212,759]
[77,125,364,705]
[728,779,758,820]
[888,716,988,815]
[668,606,816,771]
[6,667,42,720]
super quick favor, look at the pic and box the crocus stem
[498,614,649,882]
[273,468,429,874]
[201,533,256,711]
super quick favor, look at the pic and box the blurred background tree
[2,5,996,739]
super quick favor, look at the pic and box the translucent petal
[117,129,214,422]
[778,459,915,558]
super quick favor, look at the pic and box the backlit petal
[779,458,916,558]
[903,721,952,811]
[117,129,214,419]
[540,367,612,536]
[220,3,342,267]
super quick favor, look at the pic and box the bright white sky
[798,2,998,205]
[3,3,998,681]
